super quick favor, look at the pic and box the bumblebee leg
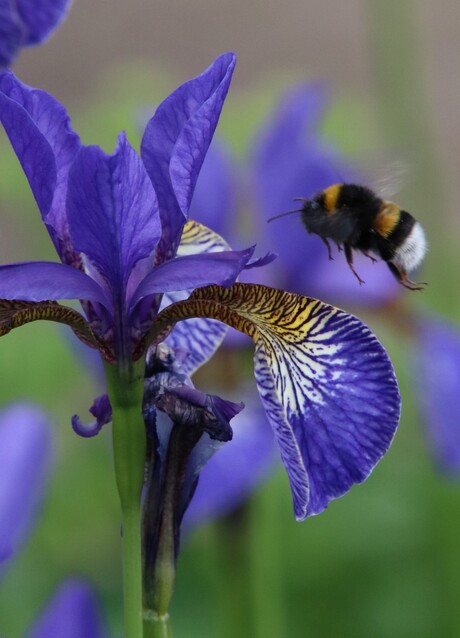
[387,263,427,291]
[344,244,365,285]
[321,236,334,260]
[362,250,378,263]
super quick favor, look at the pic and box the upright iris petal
[141,52,236,262]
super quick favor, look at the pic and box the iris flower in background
[0,404,107,638]
[0,53,401,634]
[415,317,460,475]
[0,0,72,69]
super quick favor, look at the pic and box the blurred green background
[1,0,460,636]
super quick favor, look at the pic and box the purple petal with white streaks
[253,301,400,519]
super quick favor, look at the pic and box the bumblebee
[268,183,427,290]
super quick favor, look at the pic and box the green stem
[105,359,146,638]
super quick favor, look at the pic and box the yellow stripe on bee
[323,184,342,213]
[374,201,400,238]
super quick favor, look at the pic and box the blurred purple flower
[0,0,71,68]
[0,403,52,577]
[25,579,108,638]
[0,405,108,634]
[416,316,460,474]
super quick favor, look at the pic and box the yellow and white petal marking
[160,220,231,375]
[153,283,401,520]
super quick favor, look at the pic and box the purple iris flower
[0,53,253,368]
[0,0,71,68]
[0,53,400,521]
[0,403,52,576]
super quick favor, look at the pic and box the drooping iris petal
[26,579,108,638]
[158,220,233,375]
[415,316,460,474]
[17,0,71,46]
[0,404,52,577]
[184,396,278,528]
[154,283,400,520]
[141,52,236,261]
[0,262,111,308]
[0,71,81,255]
[67,133,161,298]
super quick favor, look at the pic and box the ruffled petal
[0,261,111,308]
[415,316,460,474]
[0,71,81,257]
[141,53,236,261]
[0,404,52,577]
[184,397,277,528]
[17,0,71,46]
[154,283,401,520]
[26,579,107,638]
[66,133,161,301]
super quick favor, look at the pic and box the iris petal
[130,247,255,311]
[154,283,401,519]
[141,53,236,262]
[0,4,23,68]
[0,261,111,308]
[0,71,81,256]
[17,0,71,46]
[66,133,161,298]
